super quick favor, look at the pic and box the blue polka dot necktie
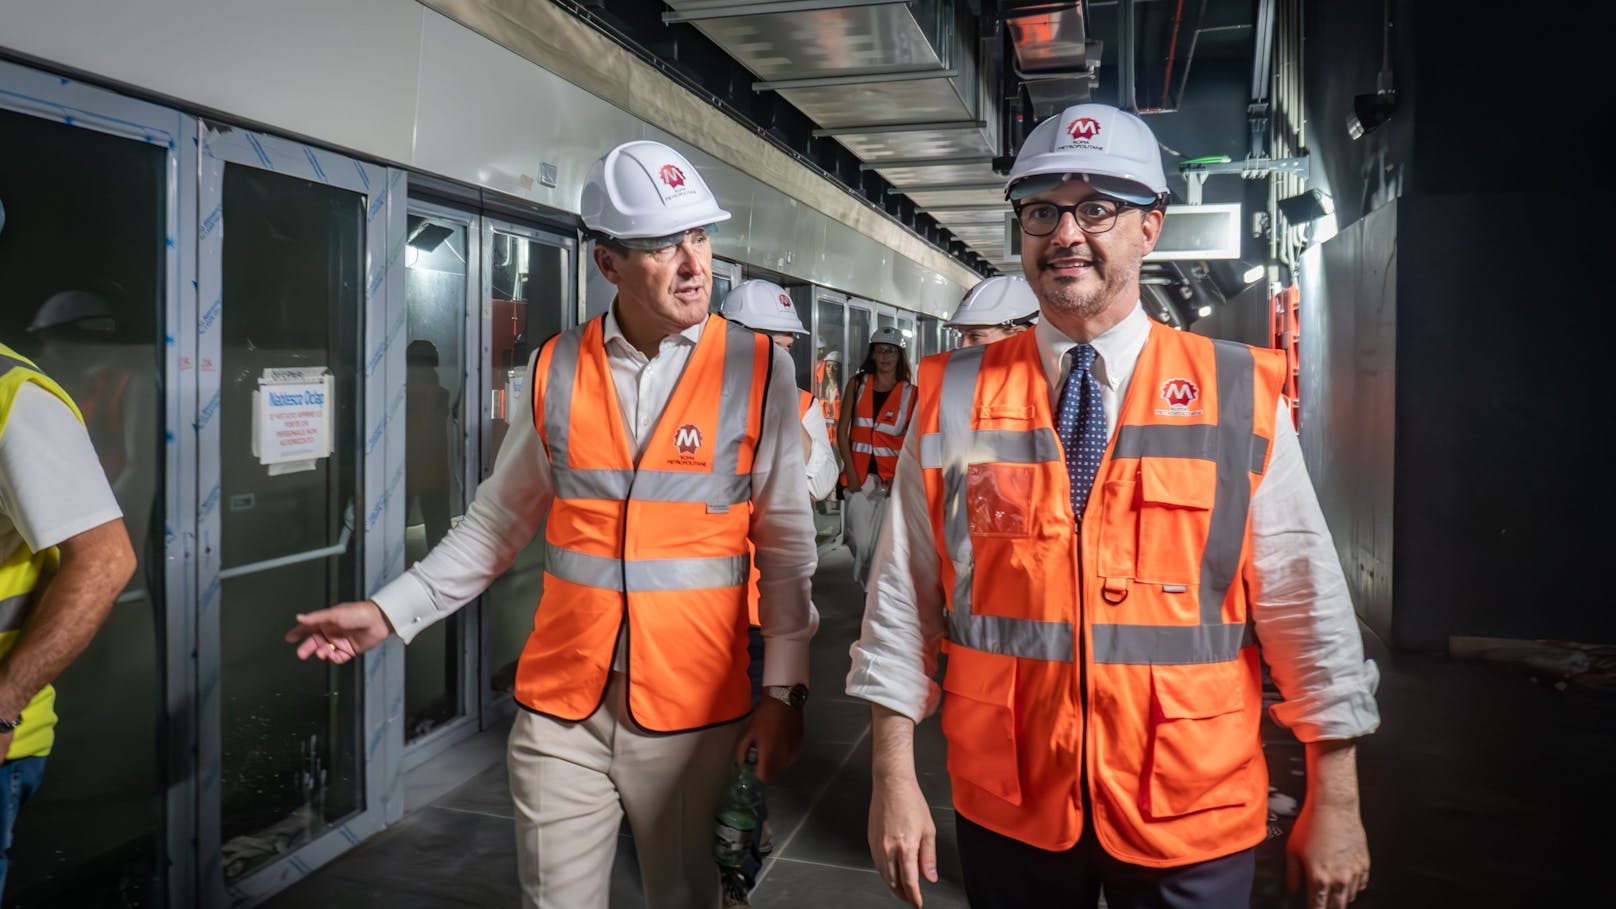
[1055,344,1107,522]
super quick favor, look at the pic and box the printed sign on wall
[252,367,334,474]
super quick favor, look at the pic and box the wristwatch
[764,683,809,709]
[0,714,21,733]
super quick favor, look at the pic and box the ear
[592,245,623,286]
[1137,208,1165,256]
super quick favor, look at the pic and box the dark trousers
[956,813,1254,909]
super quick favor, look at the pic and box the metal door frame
[398,198,484,772]
[846,296,876,364]
[476,217,576,726]
[195,120,406,907]
[0,57,199,909]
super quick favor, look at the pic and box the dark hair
[406,339,440,368]
[857,343,911,384]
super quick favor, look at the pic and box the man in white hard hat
[721,279,838,502]
[288,141,818,909]
[850,102,1378,909]
[946,275,1040,348]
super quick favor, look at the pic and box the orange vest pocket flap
[1138,457,1216,510]
[940,656,1023,806]
[1150,661,1244,719]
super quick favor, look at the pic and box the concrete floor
[263,545,1615,908]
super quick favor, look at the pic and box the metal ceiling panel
[871,160,997,187]
[904,185,1004,209]
[664,2,944,80]
[834,127,994,161]
[779,75,969,128]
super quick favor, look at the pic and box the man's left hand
[735,696,804,782]
[0,729,12,766]
[1286,798,1370,909]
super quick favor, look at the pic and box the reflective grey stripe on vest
[552,468,750,504]
[919,427,1060,469]
[0,593,31,633]
[1112,423,1270,476]
[850,442,899,458]
[872,383,915,435]
[543,318,755,504]
[1196,340,1260,626]
[0,354,32,379]
[947,599,1074,662]
[545,542,749,592]
[1092,622,1256,665]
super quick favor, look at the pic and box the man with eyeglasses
[287,141,817,909]
[849,103,1379,909]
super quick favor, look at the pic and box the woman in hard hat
[947,275,1041,347]
[836,326,915,587]
[814,349,842,439]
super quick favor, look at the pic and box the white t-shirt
[0,383,123,560]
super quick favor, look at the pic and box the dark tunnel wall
[1299,0,1612,650]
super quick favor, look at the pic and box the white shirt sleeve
[845,427,945,723]
[750,348,820,688]
[0,383,123,551]
[801,402,839,502]
[372,349,553,644]
[1249,399,1381,742]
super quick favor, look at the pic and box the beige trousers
[507,671,745,909]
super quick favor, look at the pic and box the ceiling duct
[1007,3,1096,119]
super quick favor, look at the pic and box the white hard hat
[1005,103,1168,205]
[824,350,843,363]
[868,326,905,349]
[580,141,731,246]
[28,290,115,333]
[722,279,808,334]
[947,276,1040,328]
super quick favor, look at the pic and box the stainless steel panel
[873,160,999,187]
[666,2,944,79]
[905,186,1005,209]
[780,76,970,128]
[928,209,1007,227]
[1008,6,1088,73]
[835,127,995,160]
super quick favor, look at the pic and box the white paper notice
[253,369,334,472]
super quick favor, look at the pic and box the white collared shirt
[846,302,1381,742]
[374,306,819,688]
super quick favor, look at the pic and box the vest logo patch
[1155,378,1204,416]
[673,423,703,455]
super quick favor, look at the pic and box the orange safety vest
[522,314,770,732]
[743,390,821,627]
[849,375,915,487]
[915,325,1285,866]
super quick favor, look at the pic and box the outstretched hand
[284,600,392,664]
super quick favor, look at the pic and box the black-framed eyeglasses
[1012,198,1146,237]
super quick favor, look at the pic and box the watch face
[787,684,808,707]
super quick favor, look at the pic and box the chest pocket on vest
[1101,457,1215,585]
[940,654,1022,805]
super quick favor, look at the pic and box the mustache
[1039,244,1093,267]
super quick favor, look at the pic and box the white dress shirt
[801,395,839,502]
[374,307,819,688]
[846,303,1381,742]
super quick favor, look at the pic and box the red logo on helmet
[659,164,687,189]
[778,294,793,308]
[674,423,703,455]
[1066,117,1101,141]
[1160,378,1200,409]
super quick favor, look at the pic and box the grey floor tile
[753,856,968,909]
[433,761,516,820]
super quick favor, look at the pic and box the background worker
[848,102,1378,909]
[285,140,818,909]
[720,277,836,904]
[814,349,842,449]
[0,331,135,893]
[946,275,1040,348]
[835,327,913,588]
